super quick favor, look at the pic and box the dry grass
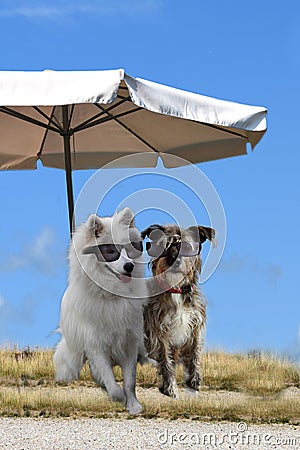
[202,351,299,396]
[0,347,299,423]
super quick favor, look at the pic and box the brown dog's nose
[166,244,179,267]
[123,262,134,273]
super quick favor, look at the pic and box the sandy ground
[0,417,299,450]
[0,386,299,449]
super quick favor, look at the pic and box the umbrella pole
[62,105,75,236]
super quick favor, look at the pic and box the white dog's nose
[123,262,134,273]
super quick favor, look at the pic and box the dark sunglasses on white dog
[146,240,200,258]
[83,241,143,262]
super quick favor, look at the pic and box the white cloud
[0,1,160,19]
[219,253,244,273]
[219,253,283,286]
[6,6,62,18]
[0,227,63,275]
[30,227,54,258]
[0,292,39,330]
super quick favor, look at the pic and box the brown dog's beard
[151,255,201,288]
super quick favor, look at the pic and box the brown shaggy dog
[142,224,215,398]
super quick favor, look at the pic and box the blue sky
[0,0,299,360]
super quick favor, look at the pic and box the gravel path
[0,418,299,450]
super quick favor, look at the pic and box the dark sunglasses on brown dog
[146,240,200,258]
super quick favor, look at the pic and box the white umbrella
[0,68,267,233]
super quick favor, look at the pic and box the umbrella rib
[71,98,129,133]
[95,104,159,153]
[32,106,63,132]
[91,105,246,149]
[200,121,248,140]
[0,106,61,134]
[37,107,57,157]
[72,107,142,133]
[116,94,132,101]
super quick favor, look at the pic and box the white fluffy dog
[54,208,147,415]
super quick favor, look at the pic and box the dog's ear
[87,214,103,238]
[187,226,216,244]
[141,224,166,240]
[117,207,135,228]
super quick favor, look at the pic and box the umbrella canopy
[0,68,267,233]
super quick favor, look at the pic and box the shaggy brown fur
[142,224,215,398]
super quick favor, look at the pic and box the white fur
[54,208,147,415]
[168,294,203,347]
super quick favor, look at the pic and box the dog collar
[168,285,194,294]
[155,278,194,294]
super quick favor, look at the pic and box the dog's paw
[185,375,201,392]
[143,357,159,367]
[55,374,77,383]
[159,385,178,399]
[110,387,126,403]
[185,386,199,396]
[126,401,143,415]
